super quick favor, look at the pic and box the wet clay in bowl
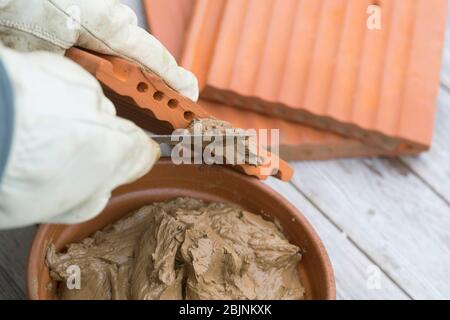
[27,159,335,300]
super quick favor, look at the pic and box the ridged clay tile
[200,100,418,161]
[65,47,293,181]
[142,0,408,160]
[142,0,196,61]
[182,0,448,153]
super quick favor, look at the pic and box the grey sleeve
[0,58,14,184]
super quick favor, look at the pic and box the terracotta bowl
[27,159,335,300]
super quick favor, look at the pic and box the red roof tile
[182,0,448,152]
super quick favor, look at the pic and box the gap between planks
[288,179,413,299]
[265,178,410,300]
[288,154,450,299]
[0,226,36,299]
[280,63,450,299]
[400,87,450,205]
[401,3,450,203]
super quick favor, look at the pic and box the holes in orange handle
[137,82,148,93]
[168,99,179,108]
[183,111,195,122]
[153,91,164,101]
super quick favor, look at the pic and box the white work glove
[0,45,160,228]
[0,0,198,101]
[0,0,200,228]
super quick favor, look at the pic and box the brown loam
[46,198,304,300]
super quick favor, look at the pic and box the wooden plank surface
[265,178,410,300]
[289,154,450,299]
[0,227,36,300]
[401,88,450,204]
[400,4,450,202]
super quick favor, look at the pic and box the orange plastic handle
[65,47,293,181]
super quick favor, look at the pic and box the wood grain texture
[265,178,409,300]
[401,89,450,204]
[0,227,36,300]
[401,8,450,202]
[289,156,450,299]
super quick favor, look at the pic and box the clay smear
[183,117,264,166]
[46,198,304,300]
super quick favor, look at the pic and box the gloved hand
[0,45,160,228]
[0,0,198,101]
[0,0,199,228]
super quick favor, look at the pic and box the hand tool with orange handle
[65,47,293,181]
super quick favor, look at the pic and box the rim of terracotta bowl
[27,159,335,300]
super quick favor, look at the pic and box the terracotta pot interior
[27,159,335,300]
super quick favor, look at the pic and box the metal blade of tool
[148,133,255,145]
[148,132,262,165]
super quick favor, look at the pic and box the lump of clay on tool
[186,118,265,166]
[46,197,304,300]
